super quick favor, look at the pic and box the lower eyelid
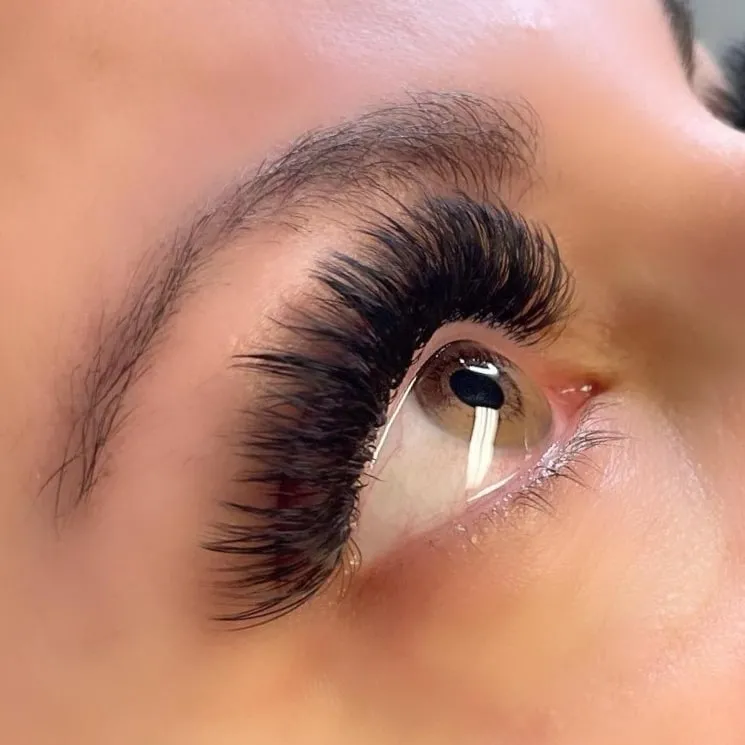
[383,397,621,556]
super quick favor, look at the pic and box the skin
[1,0,745,742]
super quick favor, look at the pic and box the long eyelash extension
[208,194,573,625]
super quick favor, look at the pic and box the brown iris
[412,342,551,451]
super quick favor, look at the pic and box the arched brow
[44,91,539,514]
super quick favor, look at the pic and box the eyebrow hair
[47,92,538,512]
[662,0,695,78]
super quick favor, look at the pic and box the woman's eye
[413,342,552,460]
[357,340,556,558]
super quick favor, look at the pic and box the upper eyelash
[206,194,573,625]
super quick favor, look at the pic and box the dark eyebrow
[661,0,695,79]
[47,92,538,512]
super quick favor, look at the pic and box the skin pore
[2,0,745,743]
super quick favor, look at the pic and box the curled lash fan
[206,194,573,625]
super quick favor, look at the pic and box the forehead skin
[2,1,745,744]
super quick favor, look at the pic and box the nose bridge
[645,125,745,342]
[604,119,745,405]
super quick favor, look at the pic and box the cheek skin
[301,397,731,740]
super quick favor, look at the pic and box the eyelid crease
[208,193,574,625]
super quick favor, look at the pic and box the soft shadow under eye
[357,340,555,557]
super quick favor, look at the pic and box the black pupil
[449,368,505,410]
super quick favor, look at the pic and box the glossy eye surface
[357,341,555,557]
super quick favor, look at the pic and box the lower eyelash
[516,408,622,512]
[451,400,622,541]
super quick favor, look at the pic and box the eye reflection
[358,341,554,556]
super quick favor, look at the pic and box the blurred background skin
[694,0,745,54]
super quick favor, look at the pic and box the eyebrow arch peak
[50,91,539,512]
